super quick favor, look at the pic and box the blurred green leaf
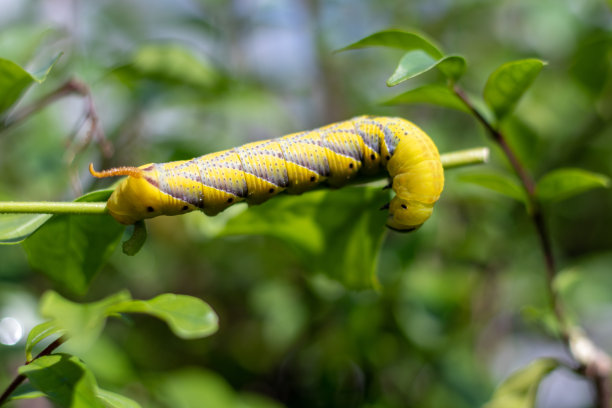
[387,51,465,86]
[35,290,217,354]
[536,168,610,203]
[25,320,67,361]
[113,43,220,91]
[156,368,284,408]
[97,389,142,408]
[18,354,106,408]
[7,383,45,401]
[22,190,125,295]
[220,187,388,289]
[0,214,52,244]
[570,33,612,97]
[0,53,62,115]
[437,55,467,82]
[458,172,527,203]
[40,290,131,353]
[337,29,443,58]
[122,220,147,256]
[483,358,559,408]
[382,83,470,112]
[111,293,219,339]
[483,59,546,121]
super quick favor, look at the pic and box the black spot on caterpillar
[90,116,444,231]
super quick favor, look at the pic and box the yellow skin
[91,116,444,231]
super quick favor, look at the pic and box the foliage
[1,1,612,407]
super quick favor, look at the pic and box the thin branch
[0,78,113,160]
[452,84,611,407]
[0,336,67,406]
[0,148,487,217]
[0,201,107,215]
[440,147,489,169]
[453,86,536,196]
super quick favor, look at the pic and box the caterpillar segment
[90,116,444,231]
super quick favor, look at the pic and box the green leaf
[483,58,546,121]
[219,187,388,290]
[337,29,443,59]
[569,33,612,97]
[382,84,470,113]
[96,389,142,408]
[111,294,219,339]
[114,44,220,91]
[7,383,45,401]
[484,358,559,408]
[0,214,52,244]
[0,53,62,115]
[437,55,467,82]
[387,52,466,86]
[458,172,527,203]
[122,220,147,256]
[18,354,106,408]
[22,190,125,295]
[39,290,132,353]
[25,320,67,361]
[156,368,284,408]
[536,168,610,203]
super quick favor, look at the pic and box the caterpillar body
[90,116,444,232]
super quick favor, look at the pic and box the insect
[89,115,444,232]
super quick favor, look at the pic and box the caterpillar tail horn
[89,163,144,179]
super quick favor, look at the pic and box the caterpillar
[89,116,444,232]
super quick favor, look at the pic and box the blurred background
[1,0,612,407]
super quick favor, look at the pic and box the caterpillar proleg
[90,116,444,231]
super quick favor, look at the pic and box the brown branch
[0,336,67,406]
[0,78,113,160]
[452,84,610,407]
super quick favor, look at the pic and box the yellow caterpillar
[90,116,444,232]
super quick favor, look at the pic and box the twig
[0,336,66,406]
[0,78,113,160]
[0,201,108,215]
[440,147,489,169]
[452,84,611,407]
[0,148,488,216]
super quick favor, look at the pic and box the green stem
[0,149,487,217]
[0,201,107,215]
[440,147,489,169]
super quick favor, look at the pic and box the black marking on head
[269,188,275,193]
[401,204,408,209]
[147,206,155,212]
[370,154,376,160]
[310,176,316,182]
[182,205,188,211]
[386,155,391,161]
[227,197,233,203]
[349,163,354,169]
[386,224,418,233]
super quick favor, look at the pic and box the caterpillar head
[89,164,180,225]
[386,196,434,232]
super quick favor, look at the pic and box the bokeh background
[1,0,612,407]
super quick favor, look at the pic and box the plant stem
[0,201,107,215]
[440,147,489,169]
[0,78,113,159]
[0,148,487,216]
[0,336,66,406]
[452,84,610,407]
